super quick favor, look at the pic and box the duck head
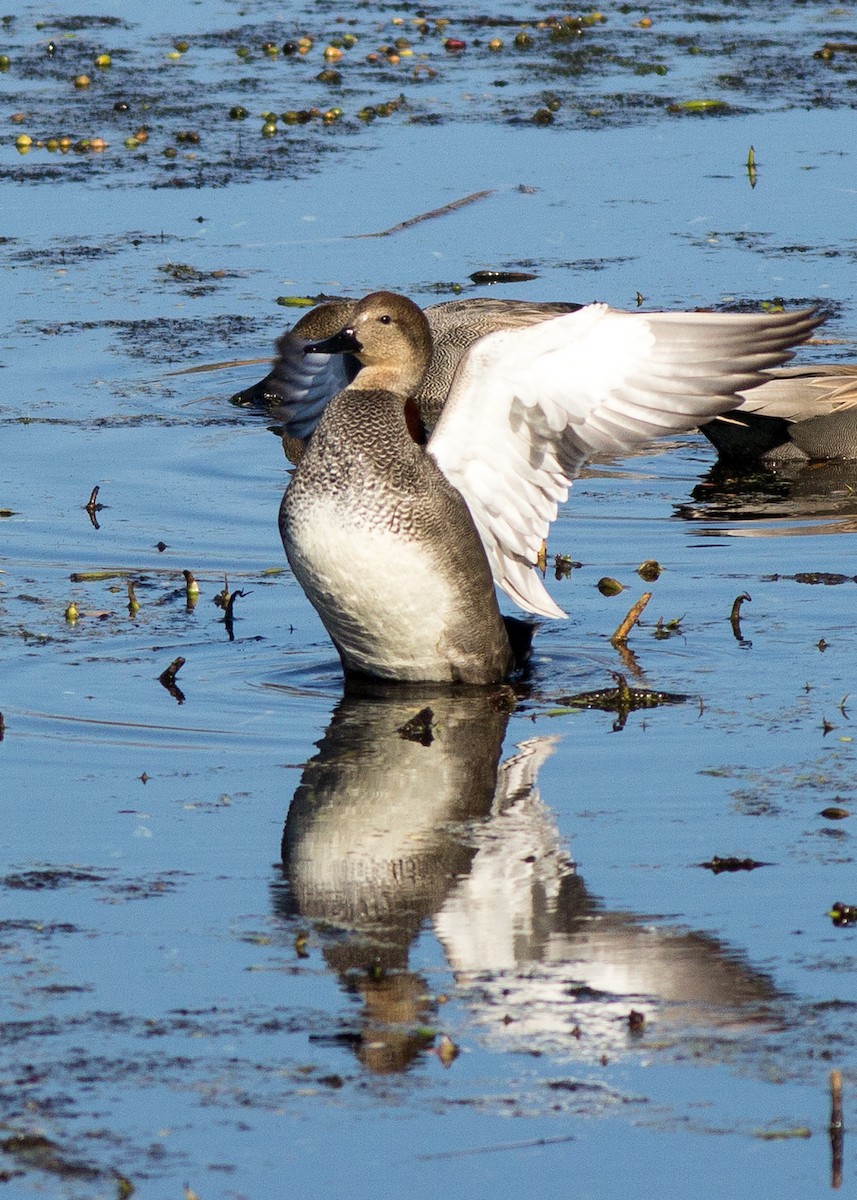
[303,290,433,397]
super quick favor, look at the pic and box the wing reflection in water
[277,686,778,1074]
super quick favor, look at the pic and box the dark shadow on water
[275,687,781,1075]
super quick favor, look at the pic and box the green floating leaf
[637,559,662,581]
[276,296,317,308]
[668,98,730,113]
[70,570,129,582]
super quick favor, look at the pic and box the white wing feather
[428,303,821,618]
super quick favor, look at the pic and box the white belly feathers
[286,494,460,681]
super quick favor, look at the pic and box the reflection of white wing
[435,740,778,1058]
[267,331,353,440]
[434,737,568,972]
[428,304,821,617]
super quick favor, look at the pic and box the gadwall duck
[235,296,581,438]
[278,291,821,685]
[240,297,850,463]
[700,365,857,462]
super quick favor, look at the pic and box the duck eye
[378,314,392,325]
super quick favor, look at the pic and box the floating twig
[164,356,271,377]
[420,1134,575,1161]
[216,582,249,642]
[158,657,185,686]
[610,591,652,645]
[730,592,751,623]
[351,188,495,238]
[746,144,757,189]
[84,484,104,530]
[730,591,752,644]
[183,569,200,610]
[158,656,186,704]
[829,1069,844,1190]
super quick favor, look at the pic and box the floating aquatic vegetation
[699,856,770,873]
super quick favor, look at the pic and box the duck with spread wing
[278,291,821,684]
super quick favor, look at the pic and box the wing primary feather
[429,303,822,620]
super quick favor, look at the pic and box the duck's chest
[282,399,441,564]
[277,391,510,683]
[282,482,463,679]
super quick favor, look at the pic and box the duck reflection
[277,686,777,1074]
[677,456,857,535]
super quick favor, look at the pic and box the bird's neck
[353,360,426,397]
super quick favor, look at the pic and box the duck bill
[303,327,362,356]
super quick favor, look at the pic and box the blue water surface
[1,1,856,1195]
